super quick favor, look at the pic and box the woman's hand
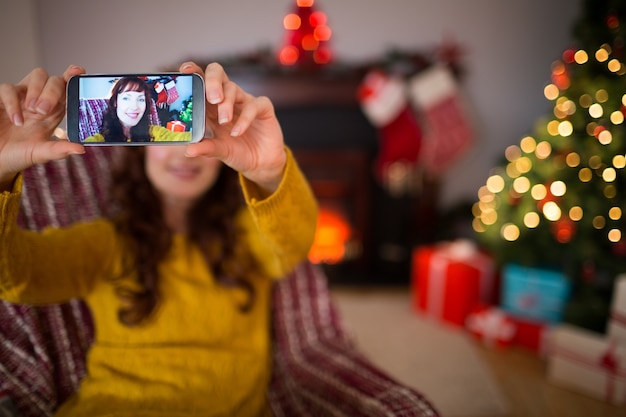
[0,66,86,189]
[179,61,287,194]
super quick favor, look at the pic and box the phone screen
[66,73,205,145]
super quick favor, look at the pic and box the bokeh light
[284,14,301,30]
[501,224,520,241]
[543,201,562,221]
[574,49,588,64]
[524,212,541,228]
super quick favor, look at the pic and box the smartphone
[66,73,205,145]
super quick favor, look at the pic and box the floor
[465,334,625,417]
[330,284,626,417]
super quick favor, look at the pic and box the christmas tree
[278,0,332,68]
[472,0,626,331]
[179,99,193,129]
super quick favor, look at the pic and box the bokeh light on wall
[278,0,333,67]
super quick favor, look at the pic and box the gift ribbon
[425,241,494,319]
[427,252,448,319]
[553,342,626,403]
[601,343,620,403]
[466,308,516,347]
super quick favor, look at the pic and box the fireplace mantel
[230,70,362,108]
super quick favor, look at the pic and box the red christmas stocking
[165,79,179,105]
[154,81,168,109]
[358,70,422,187]
[408,65,473,176]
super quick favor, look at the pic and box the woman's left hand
[180,61,287,194]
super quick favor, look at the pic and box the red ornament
[593,125,607,138]
[551,61,570,90]
[562,49,576,64]
[607,15,620,30]
[552,218,576,244]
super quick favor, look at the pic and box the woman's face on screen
[116,90,147,128]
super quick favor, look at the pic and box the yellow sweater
[0,150,317,417]
[84,125,192,143]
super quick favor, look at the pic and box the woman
[0,62,317,416]
[84,75,191,143]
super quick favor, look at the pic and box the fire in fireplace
[308,206,353,265]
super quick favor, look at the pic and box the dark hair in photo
[100,77,154,142]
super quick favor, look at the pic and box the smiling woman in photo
[84,76,191,143]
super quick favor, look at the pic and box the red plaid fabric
[0,147,439,417]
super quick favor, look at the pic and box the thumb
[185,138,227,160]
[31,140,85,165]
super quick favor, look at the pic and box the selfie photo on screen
[76,75,197,143]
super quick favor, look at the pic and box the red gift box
[511,314,552,356]
[166,120,186,132]
[411,239,495,327]
[466,304,516,348]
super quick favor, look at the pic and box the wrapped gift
[166,120,186,132]
[411,239,495,327]
[547,324,626,405]
[510,314,552,356]
[466,304,516,348]
[501,263,571,323]
[607,274,626,345]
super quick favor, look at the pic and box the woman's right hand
[0,65,86,190]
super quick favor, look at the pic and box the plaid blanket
[0,148,439,417]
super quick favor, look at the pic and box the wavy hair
[100,77,154,142]
[108,147,256,326]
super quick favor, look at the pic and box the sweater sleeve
[238,148,318,279]
[0,174,119,304]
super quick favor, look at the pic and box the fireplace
[231,69,439,284]
[294,148,371,266]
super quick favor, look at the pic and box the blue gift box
[501,263,571,323]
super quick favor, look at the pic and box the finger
[185,137,224,159]
[179,61,203,76]
[216,80,239,126]
[20,68,49,114]
[31,75,67,116]
[63,65,86,82]
[203,62,229,105]
[231,95,274,137]
[38,65,84,118]
[0,83,25,126]
[178,61,220,123]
